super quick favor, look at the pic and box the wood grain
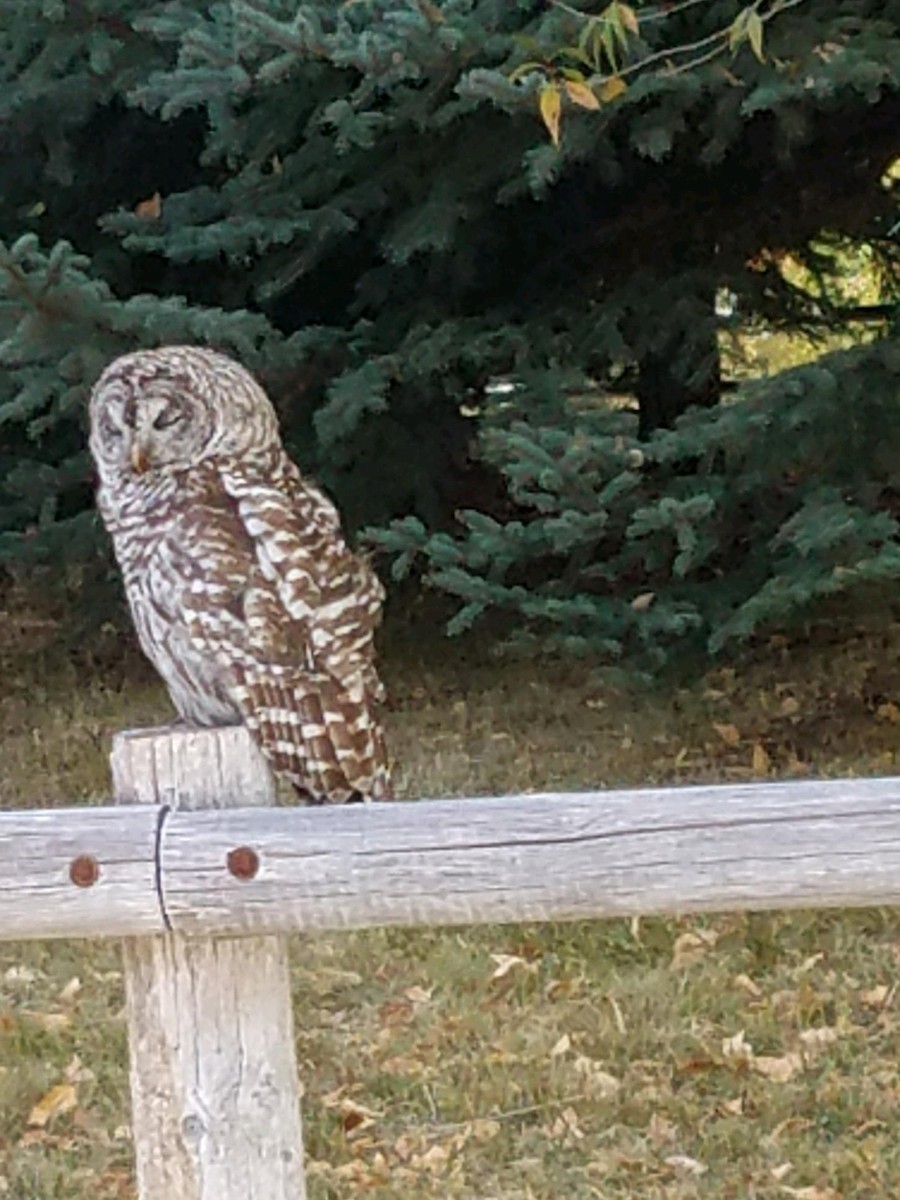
[113,725,306,1200]
[157,773,900,933]
[0,805,161,940]
[5,755,900,944]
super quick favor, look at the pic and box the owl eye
[103,419,123,440]
[153,406,184,430]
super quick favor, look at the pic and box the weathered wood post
[111,726,306,1200]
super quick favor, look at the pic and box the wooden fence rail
[4,723,900,1200]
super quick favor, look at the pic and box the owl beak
[130,443,151,474]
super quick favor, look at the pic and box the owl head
[89,345,282,483]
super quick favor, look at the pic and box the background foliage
[0,0,898,670]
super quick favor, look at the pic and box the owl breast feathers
[89,344,391,803]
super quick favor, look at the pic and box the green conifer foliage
[0,1,897,665]
[377,336,900,675]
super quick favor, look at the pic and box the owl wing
[183,458,391,803]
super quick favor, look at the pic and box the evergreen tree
[378,334,900,677]
[0,1,897,668]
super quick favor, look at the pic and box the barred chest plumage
[100,467,244,725]
[89,346,391,803]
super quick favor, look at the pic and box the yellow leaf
[729,7,765,61]
[27,1082,77,1128]
[616,2,639,35]
[564,79,600,110]
[631,591,655,611]
[539,83,562,146]
[728,11,747,52]
[600,75,627,102]
[747,10,765,61]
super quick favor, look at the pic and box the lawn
[3,612,900,1199]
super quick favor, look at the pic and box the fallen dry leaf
[799,1026,838,1056]
[58,976,82,1003]
[27,1082,77,1127]
[378,998,415,1026]
[664,1154,707,1176]
[545,1106,584,1142]
[722,1029,753,1061]
[410,1143,450,1173]
[20,1010,71,1032]
[489,953,532,980]
[779,1187,841,1200]
[451,1117,501,1151]
[403,985,433,1005]
[573,1056,621,1098]
[798,952,825,973]
[753,1052,803,1083]
[771,1162,794,1181]
[671,929,718,970]
[752,741,771,772]
[860,984,890,1009]
[339,1097,381,1135]
[734,972,764,998]
[648,1111,677,1146]
[4,966,39,986]
[713,722,741,747]
[608,993,628,1034]
[64,1055,95,1084]
[550,1033,571,1058]
[545,977,581,1001]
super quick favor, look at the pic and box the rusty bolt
[69,855,100,888]
[227,846,260,881]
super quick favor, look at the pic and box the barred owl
[89,345,391,803]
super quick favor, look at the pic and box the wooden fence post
[111,725,306,1200]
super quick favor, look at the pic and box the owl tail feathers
[232,664,391,804]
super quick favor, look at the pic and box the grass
[4,613,900,1199]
